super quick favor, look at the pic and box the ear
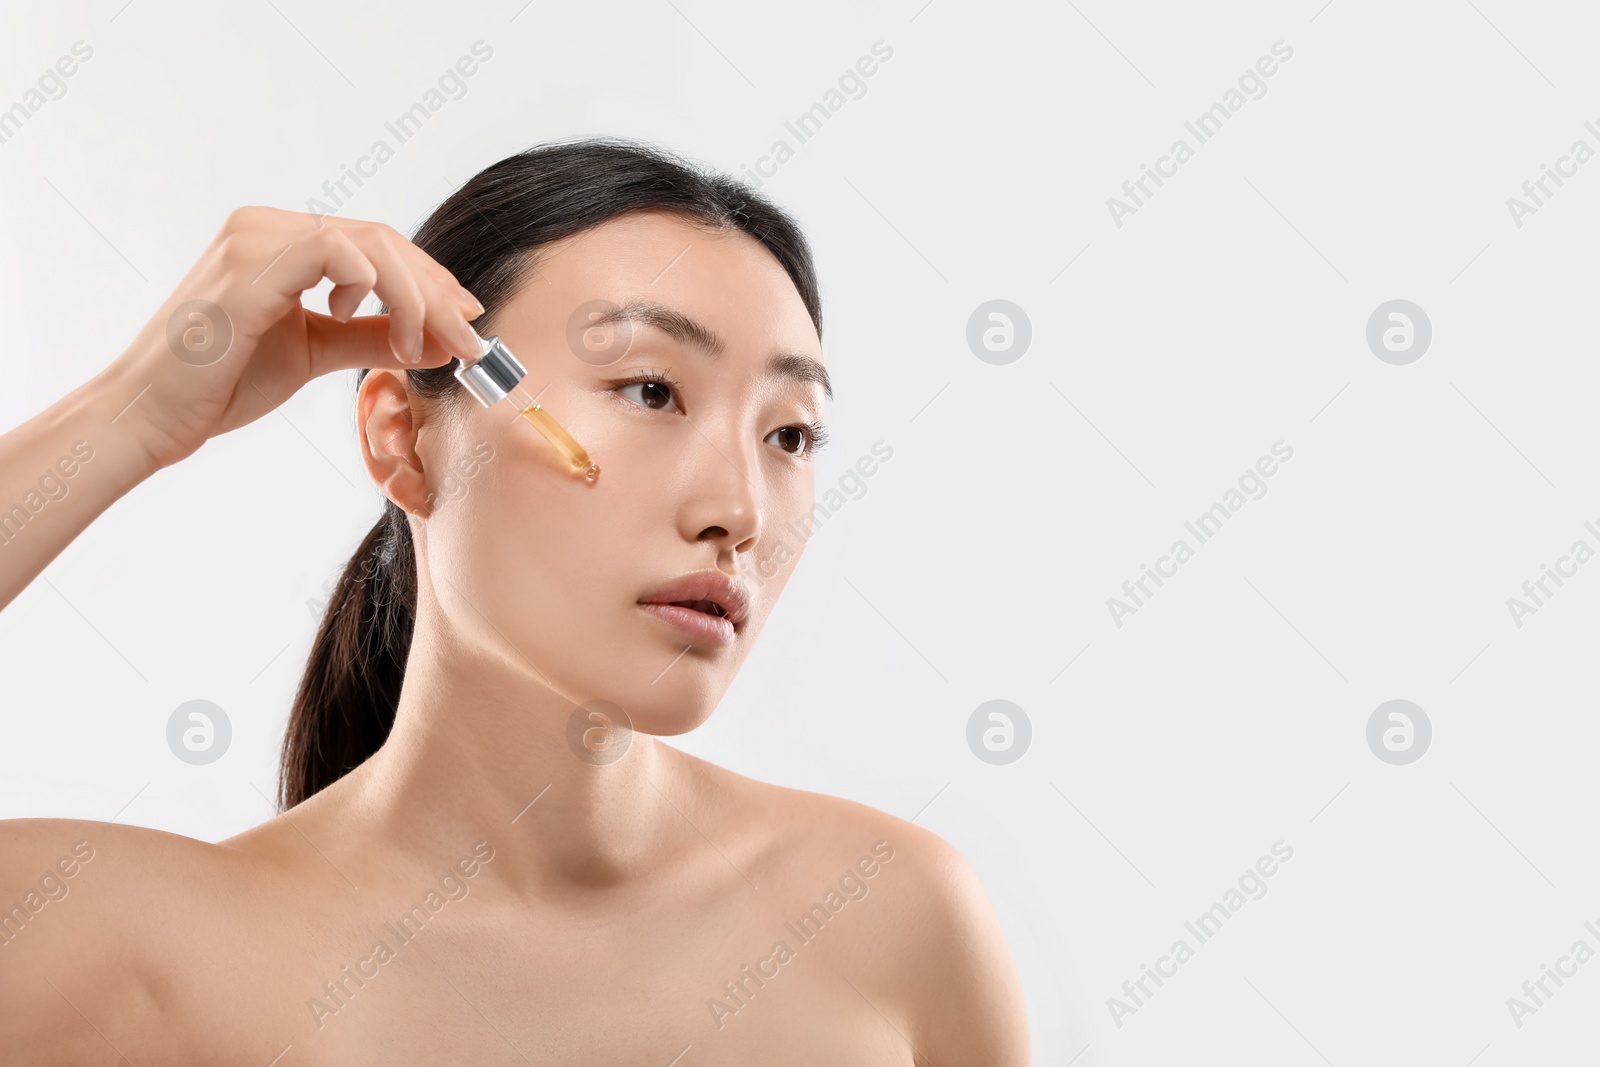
[358,370,431,517]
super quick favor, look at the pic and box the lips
[672,599,727,618]
[638,569,751,628]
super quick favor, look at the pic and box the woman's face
[412,210,828,735]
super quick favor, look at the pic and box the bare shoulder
[0,817,267,1059]
[0,815,247,953]
[673,749,1032,1063]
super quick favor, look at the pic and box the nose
[676,423,761,558]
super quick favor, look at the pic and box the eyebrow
[593,299,832,401]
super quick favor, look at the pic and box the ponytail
[277,501,416,809]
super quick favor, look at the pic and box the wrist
[67,363,173,483]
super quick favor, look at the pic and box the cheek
[426,418,660,640]
[750,479,815,595]
[440,440,616,581]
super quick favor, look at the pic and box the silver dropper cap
[454,333,527,408]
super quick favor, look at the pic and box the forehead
[509,209,821,361]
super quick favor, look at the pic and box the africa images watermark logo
[705,840,896,1030]
[0,441,96,552]
[1503,918,1600,1030]
[305,840,496,1029]
[0,841,96,949]
[736,41,894,188]
[1503,517,1600,629]
[1107,839,1295,1028]
[0,40,93,148]
[1106,440,1295,628]
[1106,39,1295,229]
[306,41,495,219]
[1504,118,1600,229]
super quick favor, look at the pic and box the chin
[630,711,714,738]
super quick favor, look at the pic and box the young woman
[0,139,1030,1063]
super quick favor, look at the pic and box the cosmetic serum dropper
[454,330,600,481]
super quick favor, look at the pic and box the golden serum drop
[454,331,599,481]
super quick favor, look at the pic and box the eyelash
[610,368,831,458]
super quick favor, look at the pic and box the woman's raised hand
[108,206,485,470]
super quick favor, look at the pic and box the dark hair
[277,137,823,810]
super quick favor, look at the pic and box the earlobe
[358,370,431,517]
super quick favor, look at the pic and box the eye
[767,422,830,458]
[612,371,682,413]
[768,427,806,455]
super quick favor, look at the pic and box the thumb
[305,310,461,376]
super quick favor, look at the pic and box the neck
[346,593,684,896]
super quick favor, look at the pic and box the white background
[4,1,1599,1063]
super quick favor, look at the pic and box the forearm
[0,362,162,612]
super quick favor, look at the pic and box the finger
[436,272,486,320]
[304,310,455,375]
[346,225,428,364]
[229,212,361,304]
[401,243,485,322]
[327,283,367,323]
[303,232,438,377]
[216,225,387,352]
[456,284,486,319]
[390,236,485,363]
[318,228,378,323]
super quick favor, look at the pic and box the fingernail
[459,285,485,317]
[407,331,424,364]
[460,317,482,359]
